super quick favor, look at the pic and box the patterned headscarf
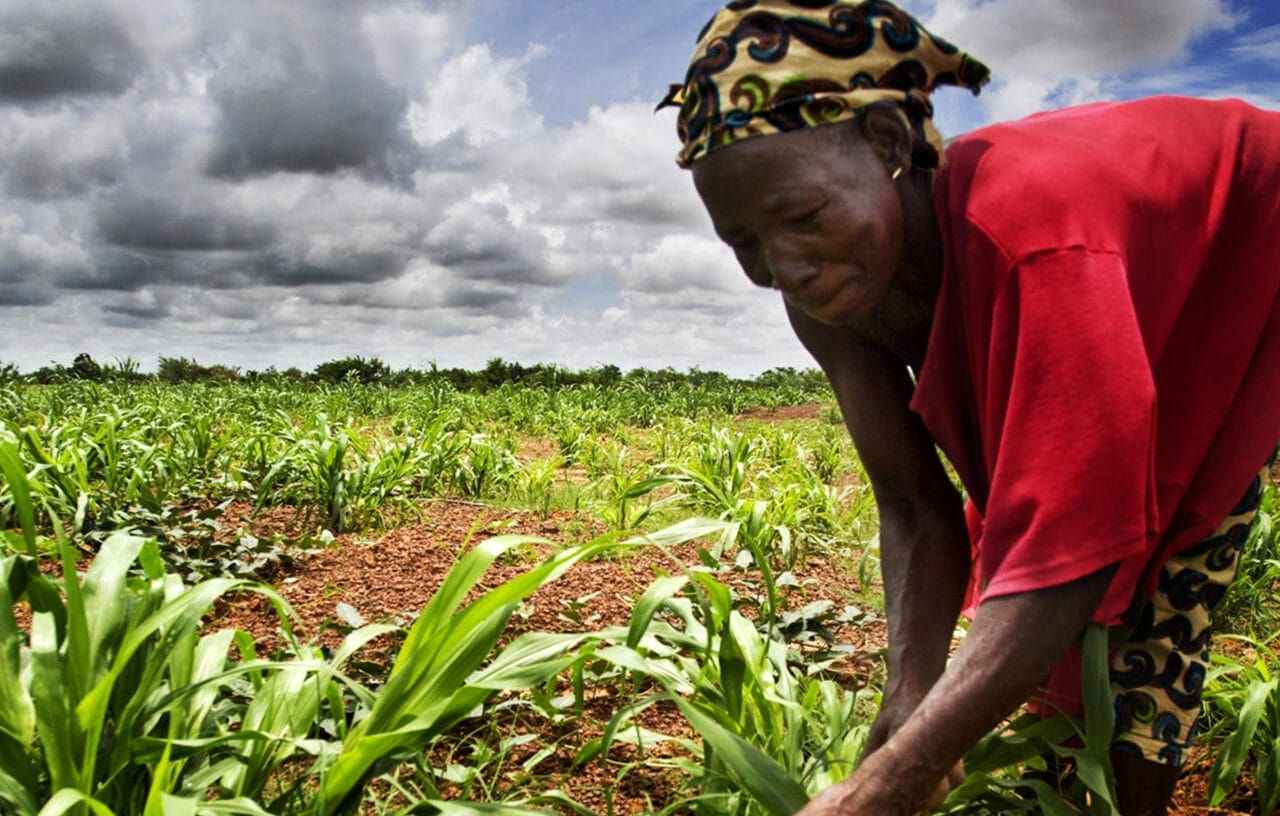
[660,0,990,169]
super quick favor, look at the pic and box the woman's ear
[857,105,914,173]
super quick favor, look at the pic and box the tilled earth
[203,499,1262,815]
[210,498,883,814]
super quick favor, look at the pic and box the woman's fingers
[919,760,966,813]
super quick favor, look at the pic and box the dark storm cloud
[0,4,145,102]
[202,2,411,178]
[600,191,689,227]
[54,248,261,292]
[56,243,409,293]
[427,243,538,282]
[424,200,555,285]
[442,285,520,311]
[5,147,121,201]
[96,192,278,252]
[254,248,407,286]
[0,274,53,305]
[101,292,172,321]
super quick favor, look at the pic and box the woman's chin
[790,283,873,326]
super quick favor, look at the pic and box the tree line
[0,353,827,392]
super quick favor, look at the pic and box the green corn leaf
[389,535,539,684]
[129,729,310,764]
[468,631,592,690]
[143,742,185,816]
[192,798,275,816]
[0,762,40,816]
[718,615,747,724]
[963,713,1080,774]
[632,517,731,549]
[37,789,117,816]
[183,630,238,736]
[689,571,732,634]
[79,532,146,680]
[584,695,661,768]
[593,645,693,693]
[1208,675,1278,805]
[674,697,809,816]
[314,537,620,815]
[0,442,36,556]
[626,574,688,648]
[1079,623,1119,812]
[28,612,79,792]
[964,774,1079,816]
[77,574,269,732]
[0,557,37,749]
[328,623,401,669]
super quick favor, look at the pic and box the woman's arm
[799,563,1117,815]
[786,304,969,747]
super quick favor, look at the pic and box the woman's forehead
[694,122,872,189]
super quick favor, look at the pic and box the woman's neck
[857,171,944,370]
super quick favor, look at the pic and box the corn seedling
[1201,633,1280,811]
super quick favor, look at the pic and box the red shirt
[912,96,1280,708]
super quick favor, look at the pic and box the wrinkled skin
[690,109,1178,816]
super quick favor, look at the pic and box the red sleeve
[973,247,1158,622]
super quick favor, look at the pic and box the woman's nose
[763,240,818,292]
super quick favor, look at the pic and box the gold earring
[891,167,904,180]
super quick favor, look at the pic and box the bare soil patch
[736,403,826,423]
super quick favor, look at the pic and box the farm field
[1,368,1278,815]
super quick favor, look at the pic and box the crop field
[1,368,1278,815]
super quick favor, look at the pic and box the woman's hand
[863,690,921,756]
[794,756,963,816]
[923,761,966,813]
[795,766,914,816]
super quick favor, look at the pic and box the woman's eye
[788,207,822,228]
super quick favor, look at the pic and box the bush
[312,356,390,385]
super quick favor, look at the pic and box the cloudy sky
[1,0,1277,376]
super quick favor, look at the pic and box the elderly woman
[661,2,1280,815]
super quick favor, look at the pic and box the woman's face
[691,123,904,327]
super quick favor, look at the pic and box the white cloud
[622,233,741,295]
[0,106,127,199]
[361,3,467,90]
[1231,23,1280,68]
[410,43,545,148]
[924,0,1237,120]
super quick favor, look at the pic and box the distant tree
[105,356,146,383]
[158,356,202,383]
[625,366,683,387]
[70,352,104,381]
[157,356,239,383]
[0,360,20,383]
[205,364,242,383]
[685,367,730,388]
[31,364,67,384]
[245,366,304,384]
[312,356,390,384]
[586,364,623,387]
[482,357,525,388]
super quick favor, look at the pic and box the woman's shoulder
[935,96,1277,262]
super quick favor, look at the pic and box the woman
[660,2,1280,814]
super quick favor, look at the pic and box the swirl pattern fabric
[661,0,989,168]
[1110,460,1273,767]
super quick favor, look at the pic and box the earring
[891,166,904,180]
